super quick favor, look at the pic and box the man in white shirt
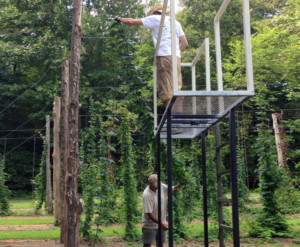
[116,3,188,109]
[142,174,181,247]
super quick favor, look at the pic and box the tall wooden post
[53,97,62,222]
[272,113,288,171]
[65,0,83,246]
[45,115,53,213]
[61,60,70,244]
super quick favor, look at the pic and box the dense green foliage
[249,126,288,238]
[80,98,117,240]
[0,155,11,215]
[33,137,47,213]
[118,110,139,241]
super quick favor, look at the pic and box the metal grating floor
[155,91,254,139]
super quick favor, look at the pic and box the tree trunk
[272,112,288,171]
[65,0,84,246]
[52,97,62,223]
[60,60,70,244]
[45,115,53,213]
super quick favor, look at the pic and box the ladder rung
[220,224,233,231]
[217,169,231,176]
[216,142,229,151]
[218,197,232,203]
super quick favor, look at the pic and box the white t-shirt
[142,184,169,229]
[141,15,185,58]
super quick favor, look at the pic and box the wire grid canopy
[155,91,254,139]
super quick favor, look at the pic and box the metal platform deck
[155,91,254,139]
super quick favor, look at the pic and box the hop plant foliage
[118,112,139,241]
[80,98,117,239]
[249,126,289,238]
[0,155,11,216]
[33,136,47,214]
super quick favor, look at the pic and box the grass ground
[0,192,299,246]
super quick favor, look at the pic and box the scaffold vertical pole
[167,108,173,247]
[201,132,209,247]
[215,124,225,247]
[157,133,162,247]
[230,109,240,247]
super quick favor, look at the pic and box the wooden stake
[53,97,62,222]
[60,59,70,244]
[272,112,288,171]
[45,115,53,213]
[65,0,84,246]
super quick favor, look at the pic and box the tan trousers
[156,56,182,106]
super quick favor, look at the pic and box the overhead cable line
[0,128,45,132]
[0,137,43,140]
[0,107,48,142]
[5,132,40,156]
[0,66,52,115]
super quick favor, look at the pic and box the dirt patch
[0,239,63,247]
[10,208,34,212]
[287,213,300,219]
[0,216,52,220]
[0,224,56,231]
[0,239,299,247]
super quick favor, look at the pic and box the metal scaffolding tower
[153,0,254,246]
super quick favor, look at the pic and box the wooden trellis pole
[272,112,289,171]
[65,0,84,245]
[53,97,62,222]
[45,115,53,213]
[60,59,70,244]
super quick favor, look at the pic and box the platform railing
[214,0,254,91]
[181,38,211,114]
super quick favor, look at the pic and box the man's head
[147,3,163,16]
[148,174,158,190]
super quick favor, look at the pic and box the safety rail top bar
[214,0,231,22]
[214,0,254,91]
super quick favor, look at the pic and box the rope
[32,137,36,198]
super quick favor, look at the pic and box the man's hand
[114,16,122,23]
[161,222,169,231]
[173,184,181,193]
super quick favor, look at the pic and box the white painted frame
[153,0,179,131]
[214,0,254,91]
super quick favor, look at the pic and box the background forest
[0,0,299,245]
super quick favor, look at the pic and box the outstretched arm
[118,17,143,26]
[180,35,188,51]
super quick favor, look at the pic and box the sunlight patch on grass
[10,210,51,216]
[0,229,60,240]
[288,218,300,231]
[9,199,35,209]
